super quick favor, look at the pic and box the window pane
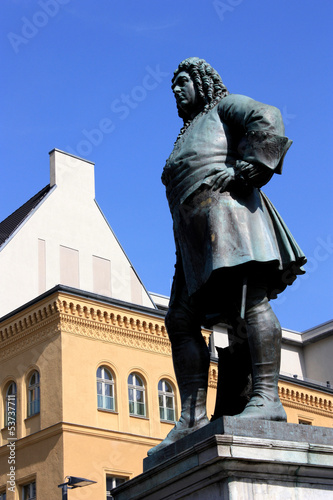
[97,367,102,378]
[23,482,36,500]
[136,402,145,416]
[106,476,127,499]
[158,380,163,391]
[107,396,114,410]
[164,381,172,393]
[115,478,126,487]
[166,396,173,408]
[98,395,114,411]
[29,371,39,387]
[167,408,175,421]
[105,384,112,397]
[7,382,16,396]
[129,401,134,414]
[135,375,143,387]
[28,397,40,417]
[105,396,114,410]
[159,407,165,420]
[136,390,144,403]
[128,374,133,385]
[34,399,40,414]
[128,388,133,401]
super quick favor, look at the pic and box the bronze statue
[148,57,306,456]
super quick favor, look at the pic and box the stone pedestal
[111,417,333,500]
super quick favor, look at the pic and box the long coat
[162,94,306,299]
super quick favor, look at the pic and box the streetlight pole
[61,483,68,500]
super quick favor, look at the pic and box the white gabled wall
[0,149,154,317]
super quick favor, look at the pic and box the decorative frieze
[56,297,173,355]
[57,298,168,335]
[0,323,60,361]
[278,384,333,418]
[0,301,59,343]
[0,292,174,358]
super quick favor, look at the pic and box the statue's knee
[165,307,196,337]
[165,308,181,335]
[164,309,173,334]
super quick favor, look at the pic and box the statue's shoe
[234,396,287,421]
[147,415,209,456]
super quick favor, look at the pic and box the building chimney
[49,149,95,199]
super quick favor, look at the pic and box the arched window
[97,366,115,411]
[128,373,146,417]
[5,381,17,426]
[27,371,40,417]
[158,379,176,422]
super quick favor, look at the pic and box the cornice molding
[0,299,60,361]
[0,300,59,343]
[0,293,171,358]
[278,383,333,418]
[57,296,171,354]
[0,292,214,362]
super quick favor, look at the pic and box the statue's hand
[236,160,273,188]
[211,167,235,192]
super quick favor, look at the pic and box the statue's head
[172,57,229,122]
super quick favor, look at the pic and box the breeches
[165,265,269,342]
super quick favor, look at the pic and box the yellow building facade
[0,287,332,500]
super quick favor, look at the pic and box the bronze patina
[148,57,306,456]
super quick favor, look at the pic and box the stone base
[111,418,333,500]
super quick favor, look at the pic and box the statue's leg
[211,320,252,420]
[147,299,210,455]
[235,295,287,421]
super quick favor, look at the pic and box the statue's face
[172,71,199,118]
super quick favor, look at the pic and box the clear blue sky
[1,1,332,331]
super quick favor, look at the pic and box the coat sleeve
[218,94,292,174]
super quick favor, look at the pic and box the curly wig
[172,57,229,123]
